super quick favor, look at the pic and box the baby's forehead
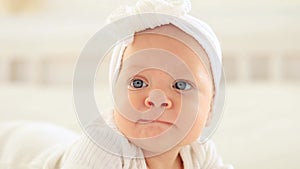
[121,24,212,78]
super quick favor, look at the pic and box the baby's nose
[144,89,172,109]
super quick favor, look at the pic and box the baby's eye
[173,80,192,91]
[130,79,148,89]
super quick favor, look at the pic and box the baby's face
[113,27,214,149]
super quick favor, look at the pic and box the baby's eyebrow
[121,64,149,72]
[175,71,211,83]
[172,73,194,81]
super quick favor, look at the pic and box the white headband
[108,0,222,94]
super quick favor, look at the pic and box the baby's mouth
[137,119,173,125]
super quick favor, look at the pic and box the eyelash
[172,80,193,91]
[129,78,148,89]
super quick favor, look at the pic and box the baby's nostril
[161,103,168,107]
[148,101,155,106]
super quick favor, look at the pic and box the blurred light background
[0,0,300,169]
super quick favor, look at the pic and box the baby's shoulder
[180,140,234,169]
[60,134,123,169]
[60,116,144,169]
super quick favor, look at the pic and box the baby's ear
[205,110,212,127]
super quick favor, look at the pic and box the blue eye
[130,79,148,88]
[173,80,192,90]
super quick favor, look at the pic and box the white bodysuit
[0,111,233,169]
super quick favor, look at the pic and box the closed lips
[137,119,173,125]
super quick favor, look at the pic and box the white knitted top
[60,137,233,169]
[0,116,233,169]
[59,110,233,169]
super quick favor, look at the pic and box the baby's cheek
[180,110,208,145]
[128,92,147,112]
[114,112,136,137]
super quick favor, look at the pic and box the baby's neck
[144,147,184,169]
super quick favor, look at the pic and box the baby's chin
[127,133,179,157]
[125,123,203,154]
[122,125,188,156]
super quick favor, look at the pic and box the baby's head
[110,24,220,154]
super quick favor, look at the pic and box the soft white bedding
[0,83,299,169]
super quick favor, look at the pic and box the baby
[62,0,232,169]
[0,0,232,169]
